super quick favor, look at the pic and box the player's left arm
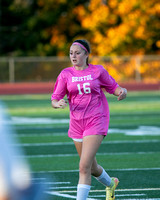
[114,86,127,101]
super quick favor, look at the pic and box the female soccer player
[51,39,127,200]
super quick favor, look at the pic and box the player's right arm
[51,71,68,109]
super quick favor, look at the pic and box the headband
[72,42,89,53]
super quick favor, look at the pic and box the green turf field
[0,91,160,200]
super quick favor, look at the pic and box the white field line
[46,191,97,200]
[117,188,160,191]
[49,186,77,189]
[31,177,46,180]
[46,191,147,199]
[89,195,105,198]
[117,199,160,200]
[14,133,67,137]
[106,167,160,171]
[46,188,160,200]
[44,182,70,185]
[20,151,160,158]
[33,167,160,174]
[13,139,160,147]
[50,188,160,193]
[52,182,71,185]
[46,191,76,199]
[11,117,70,125]
[90,194,146,197]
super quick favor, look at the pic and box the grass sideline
[0,91,160,199]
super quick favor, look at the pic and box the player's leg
[74,140,90,200]
[79,135,104,185]
[73,136,118,200]
[91,157,112,187]
[91,153,119,200]
[73,137,111,185]
[76,135,103,200]
[91,150,119,200]
[74,140,112,186]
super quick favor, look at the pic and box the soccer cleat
[106,177,119,200]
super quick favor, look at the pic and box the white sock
[95,168,111,186]
[77,184,91,200]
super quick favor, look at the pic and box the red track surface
[0,82,159,95]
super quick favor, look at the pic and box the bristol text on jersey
[72,75,93,82]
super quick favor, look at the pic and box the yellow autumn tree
[73,0,160,82]
[74,0,160,56]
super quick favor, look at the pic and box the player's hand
[57,99,68,109]
[118,88,127,101]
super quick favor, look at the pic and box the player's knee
[79,161,91,175]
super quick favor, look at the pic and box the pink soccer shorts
[68,115,109,140]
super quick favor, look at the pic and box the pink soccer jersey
[51,64,119,120]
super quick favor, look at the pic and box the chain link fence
[0,55,160,83]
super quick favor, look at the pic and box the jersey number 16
[77,83,91,95]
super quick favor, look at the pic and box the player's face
[70,45,88,68]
